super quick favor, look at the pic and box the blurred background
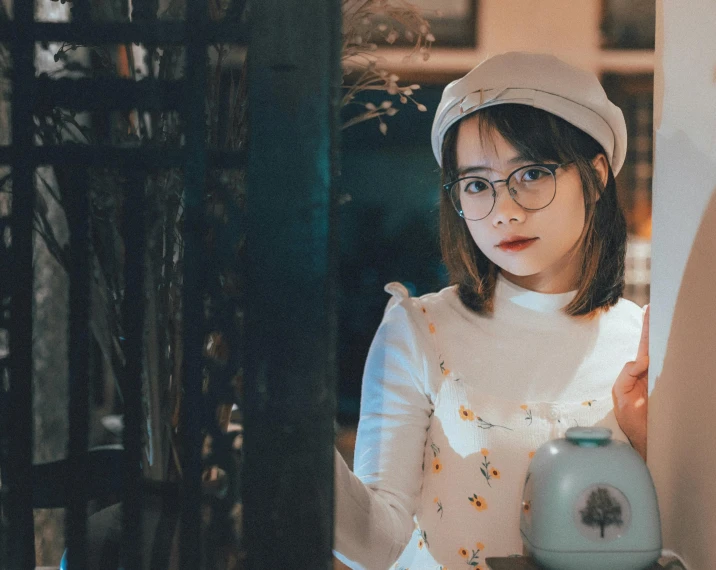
[0,0,655,567]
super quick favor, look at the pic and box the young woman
[333,51,650,570]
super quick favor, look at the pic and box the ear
[591,153,609,201]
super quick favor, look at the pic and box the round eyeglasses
[443,162,574,221]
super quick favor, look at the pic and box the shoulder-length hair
[439,103,627,320]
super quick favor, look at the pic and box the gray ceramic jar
[520,427,661,570]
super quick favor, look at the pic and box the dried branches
[341,0,434,133]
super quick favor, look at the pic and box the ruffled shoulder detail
[383,281,411,315]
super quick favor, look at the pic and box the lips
[497,236,537,246]
[497,237,538,251]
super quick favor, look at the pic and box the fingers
[628,354,649,378]
[615,358,648,397]
[615,363,648,400]
[636,304,650,360]
[625,354,648,371]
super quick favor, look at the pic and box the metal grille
[0,0,340,568]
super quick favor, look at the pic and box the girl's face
[455,115,608,294]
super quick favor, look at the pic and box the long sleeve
[333,299,433,570]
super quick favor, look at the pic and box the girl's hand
[612,304,649,461]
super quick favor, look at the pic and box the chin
[494,261,542,278]
[502,269,541,282]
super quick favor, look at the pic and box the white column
[648,1,716,568]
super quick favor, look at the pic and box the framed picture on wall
[600,0,655,50]
[417,0,477,47]
[371,0,478,48]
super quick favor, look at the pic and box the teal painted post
[180,0,209,567]
[7,0,37,568]
[244,0,341,567]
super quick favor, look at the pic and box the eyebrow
[456,154,535,177]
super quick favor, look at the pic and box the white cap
[431,51,628,176]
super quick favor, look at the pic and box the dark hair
[439,104,627,320]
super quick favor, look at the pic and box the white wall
[379,0,653,77]
[648,1,716,568]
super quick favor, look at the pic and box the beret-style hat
[431,51,628,176]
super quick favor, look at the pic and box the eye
[521,167,550,182]
[463,178,490,194]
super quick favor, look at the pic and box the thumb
[628,354,649,377]
[613,357,648,399]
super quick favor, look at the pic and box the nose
[490,180,525,225]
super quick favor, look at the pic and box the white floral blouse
[334,273,646,570]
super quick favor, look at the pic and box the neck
[499,271,578,294]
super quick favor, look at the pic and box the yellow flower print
[475,416,512,431]
[582,400,597,407]
[468,494,488,511]
[480,454,498,487]
[466,543,485,566]
[421,306,427,314]
[521,404,533,425]
[459,405,475,421]
[458,547,469,558]
[432,458,443,474]
[523,500,531,514]
[434,496,443,517]
[428,322,436,334]
[417,538,424,549]
[528,450,536,459]
[480,448,489,457]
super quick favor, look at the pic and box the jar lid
[565,426,612,447]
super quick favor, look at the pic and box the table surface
[37,555,689,570]
[485,555,687,569]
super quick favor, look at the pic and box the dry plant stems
[3,1,246,566]
[37,23,237,570]
[341,0,434,133]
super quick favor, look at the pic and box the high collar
[495,272,578,313]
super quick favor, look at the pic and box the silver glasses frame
[443,161,575,221]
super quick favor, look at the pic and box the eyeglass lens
[450,165,557,221]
